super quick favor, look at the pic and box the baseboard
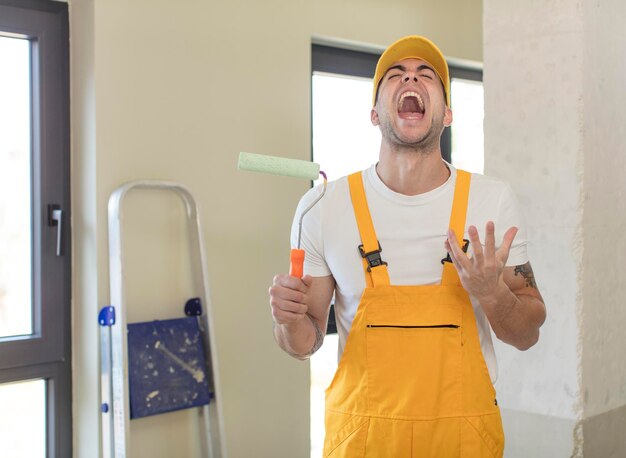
[583,404,626,458]
[500,408,576,458]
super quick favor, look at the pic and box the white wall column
[484,0,626,456]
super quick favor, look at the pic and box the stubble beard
[378,111,444,155]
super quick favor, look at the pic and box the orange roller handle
[290,248,305,278]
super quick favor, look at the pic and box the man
[269,35,546,457]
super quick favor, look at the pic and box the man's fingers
[484,221,496,260]
[272,308,305,324]
[273,273,309,293]
[446,230,470,271]
[268,286,308,326]
[497,226,519,263]
[269,284,306,304]
[301,274,314,288]
[269,273,312,325]
[444,240,463,273]
[272,296,307,314]
[467,225,483,265]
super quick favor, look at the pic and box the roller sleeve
[238,152,320,180]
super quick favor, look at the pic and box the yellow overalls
[323,170,504,457]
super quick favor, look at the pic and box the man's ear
[443,106,453,127]
[371,107,380,126]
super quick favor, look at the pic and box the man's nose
[402,74,418,83]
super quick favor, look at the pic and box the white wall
[483,0,584,456]
[581,0,626,421]
[484,0,583,415]
[70,0,483,457]
[485,0,626,456]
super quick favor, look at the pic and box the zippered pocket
[365,316,462,417]
[366,324,459,329]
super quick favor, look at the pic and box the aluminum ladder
[99,181,226,458]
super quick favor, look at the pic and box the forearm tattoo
[275,315,325,360]
[306,313,325,356]
[514,262,537,289]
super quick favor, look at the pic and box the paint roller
[237,152,327,278]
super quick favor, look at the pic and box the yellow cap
[373,35,450,107]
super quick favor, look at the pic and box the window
[445,64,484,174]
[310,42,484,457]
[0,1,71,457]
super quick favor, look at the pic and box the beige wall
[70,0,483,456]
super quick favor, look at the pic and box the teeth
[398,91,424,111]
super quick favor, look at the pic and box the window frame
[0,1,71,456]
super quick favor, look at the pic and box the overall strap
[441,169,472,286]
[348,172,390,288]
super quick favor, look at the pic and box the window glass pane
[451,78,484,173]
[312,73,380,185]
[0,36,32,338]
[0,379,46,457]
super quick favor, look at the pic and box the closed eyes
[387,72,434,80]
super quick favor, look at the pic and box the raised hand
[444,221,518,302]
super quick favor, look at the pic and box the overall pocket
[324,410,370,458]
[462,413,504,458]
[365,302,463,419]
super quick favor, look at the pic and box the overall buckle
[358,241,388,272]
[441,238,470,264]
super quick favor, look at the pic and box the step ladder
[99,181,226,458]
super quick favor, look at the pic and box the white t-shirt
[290,163,528,382]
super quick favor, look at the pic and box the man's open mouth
[397,91,425,118]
